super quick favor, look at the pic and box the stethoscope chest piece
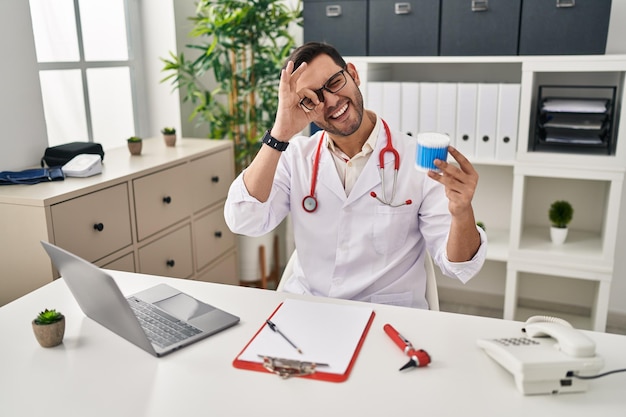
[302,195,318,213]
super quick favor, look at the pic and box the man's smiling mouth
[330,103,348,119]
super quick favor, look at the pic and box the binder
[495,83,521,161]
[436,83,457,146]
[455,83,478,158]
[400,82,420,137]
[381,82,402,132]
[419,82,438,133]
[475,83,499,159]
[366,81,385,117]
[233,298,375,382]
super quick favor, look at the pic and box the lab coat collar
[314,117,390,206]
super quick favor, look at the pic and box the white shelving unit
[350,55,626,331]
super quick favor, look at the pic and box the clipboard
[233,298,375,382]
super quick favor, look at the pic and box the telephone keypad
[493,338,540,347]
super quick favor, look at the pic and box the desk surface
[1,271,625,417]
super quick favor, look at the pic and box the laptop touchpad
[155,293,215,321]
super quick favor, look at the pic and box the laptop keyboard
[127,297,202,348]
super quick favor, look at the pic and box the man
[224,42,487,309]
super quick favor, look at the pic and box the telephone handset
[477,316,604,395]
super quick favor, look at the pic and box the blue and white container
[415,132,450,172]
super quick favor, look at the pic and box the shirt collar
[325,116,380,159]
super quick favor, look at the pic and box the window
[29,0,142,149]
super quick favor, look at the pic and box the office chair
[277,250,440,311]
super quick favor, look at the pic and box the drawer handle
[556,0,575,8]
[471,0,488,12]
[166,259,175,268]
[325,5,341,17]
[482,135,490,142]
[395,3,411,15]
[214,231,223,238]
[162,196,172,204]
[211,176,220,183]
[93,223,104,232]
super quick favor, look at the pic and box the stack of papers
[541,98,608,113]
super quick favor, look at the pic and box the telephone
[62,154,102,178]
[477,316,604,395]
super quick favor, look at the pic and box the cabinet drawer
[138,225,193,279]
[196,251,238,286]
[189,149,234,213]
[194,205,235,271]
[369,0,439,56]
[133,163,192,241]
[51,183,132,262]
[99,252,135,273]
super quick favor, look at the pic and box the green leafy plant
[161,127,176,135]
[127,136,142,143]
[34,309,64,325]
[476,221,486,231]
[549,200,573,228]
[161,0,302,174]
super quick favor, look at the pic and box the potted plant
[161,0,302,285]
[549,200,573,244]
[127,136,143,155]
[161,127,177,147]
[161,0,302,175]
[32,308,65,347]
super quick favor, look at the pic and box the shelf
[516,227,609,273]
[352,54,626,331]
[484,228,509,262]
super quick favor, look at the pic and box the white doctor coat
[224,118,487,309]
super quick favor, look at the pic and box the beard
[314,87,365,137]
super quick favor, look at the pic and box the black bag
[0,167,65,185]
[41,142,104,167]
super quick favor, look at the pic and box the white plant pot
[550,227,568,245]
[237,232,275,282]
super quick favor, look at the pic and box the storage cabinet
[0,138,237,306]
[352,54,626,331]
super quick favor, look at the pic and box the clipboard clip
[259,355,328,379]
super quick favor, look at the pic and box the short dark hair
[283,42,347,73]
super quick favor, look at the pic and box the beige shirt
[326,119,380,196]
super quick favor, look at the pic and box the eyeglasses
[299,69,348,111]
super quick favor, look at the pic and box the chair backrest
[278,250,440,311]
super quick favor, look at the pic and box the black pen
[266,319,303,354]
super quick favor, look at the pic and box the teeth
[331,103,348,119]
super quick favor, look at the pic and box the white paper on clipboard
[236,298,374,376]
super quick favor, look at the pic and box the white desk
[1,271,625,417]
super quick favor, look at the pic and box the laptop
[41,241,240,357]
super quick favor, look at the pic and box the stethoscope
[302,119,412,213]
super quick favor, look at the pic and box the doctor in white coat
[224,42,487,309]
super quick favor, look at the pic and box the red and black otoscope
[383,323,431,371]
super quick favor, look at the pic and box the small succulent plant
[34,309,64,325]
[161,127,176,134]
[127,136,142,143]
[549,200,573,229]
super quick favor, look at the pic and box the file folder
[419,82,438,133]
[475,83,499,159]
[455,83,478,158]
[437,83,457,146]
[366,81,385,117]
[233,298,375,382]
[401,82,420,137]
[495,83,520,161]
[381,82,402,132]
